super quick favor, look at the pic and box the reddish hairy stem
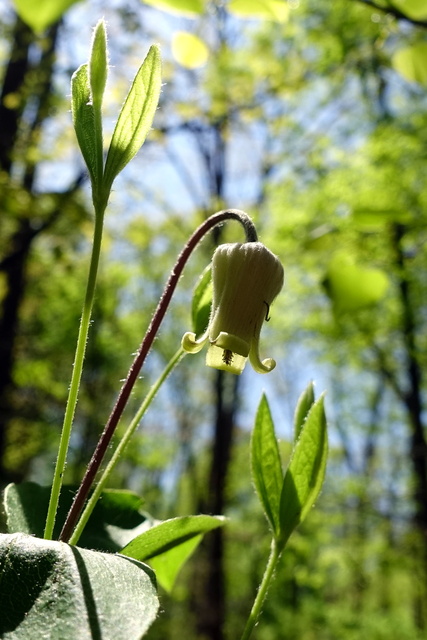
[59,209,257,543]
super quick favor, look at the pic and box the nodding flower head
[182,241,284,375]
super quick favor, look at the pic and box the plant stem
[240,539,281,640]
[44,206,106,540]
[68,347,185,546]
[59,208,256,543]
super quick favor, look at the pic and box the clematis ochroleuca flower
[182,241,284,375]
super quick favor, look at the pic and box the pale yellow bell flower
[182,241,284,374]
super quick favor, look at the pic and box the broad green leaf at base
[0,533,159,640]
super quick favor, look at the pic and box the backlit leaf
[172,32,209,68]
[293,382,315,442]
[228,0,289,22]
[142,0,204,17]
[392,43,427,86]
[279,395,328,548]
[71,64,98,185]
[12,0,81,33]
[323,254,389,314]
[392,0,427,20]
[120,515,225,562]
[103,45,161,191]
[251,395,283,537]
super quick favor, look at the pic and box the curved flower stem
[44,206,106,540]
[59,208,257,543]
[240,538,282,640]
[68,347,185,546]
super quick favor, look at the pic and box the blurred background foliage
[1,0,427,638]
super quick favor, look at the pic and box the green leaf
[103,44,162,191]
[172,32,209,68]
[3,482,148,553]
[228,0,289,22]
[148,534,202,592]
[392,42,427,86]
[71,63,98,185]
[191,265,212,335]
[142,0,204,17]
[279,395,328,548]
[392,0,427,20]
[120,515,225,590]
[323,254,389,314]
[120,515,225,561]
[251,395,283,537]
[12,0,81,33]
[0,533,158,639]
[89,19,109,110]
[293,382,315,442]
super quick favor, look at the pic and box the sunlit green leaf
[293,382,315,442]
[89,19,108,110]
[148,534,202,592]
[142,0,204,17]
[71,63,98,185]
[279,395,328,548]
[323,254,389,314]
[228,0,289,22]
[172,32,209,68]
[191,266,212,335]
[0,533,158,639]
[392,43,427,86]
[392,0,427,20]
[12,0,81,33]
[103,45,162,192]
[120,515,224,591]
[120,515,225,561]
[251,395,283,537]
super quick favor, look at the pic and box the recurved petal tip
[181,331,208,354]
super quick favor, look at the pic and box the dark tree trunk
[0,15,62,483]
[392,223,427,628]
[194,372,239,640]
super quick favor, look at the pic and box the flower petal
[212,331,250,357]
[206,344,247,375]
[249,339,276,374]
[181,331,208,354]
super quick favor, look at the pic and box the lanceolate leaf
[279,395,328,548]
[293,382,315,442]
[89,19,109,110]
[0,533,159,640]
[71,63,98,185]
[103,45,162,191]
[251,395,283,537]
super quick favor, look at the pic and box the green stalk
[240,539,282,640]
[68,347,185,546]
[44,205,106,540]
